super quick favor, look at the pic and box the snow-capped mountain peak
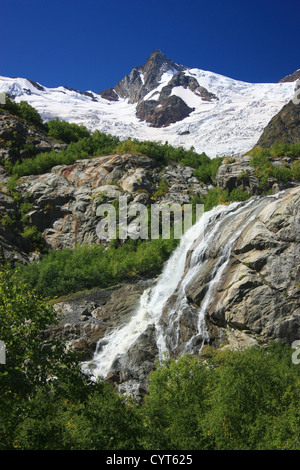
[0,51,296,157]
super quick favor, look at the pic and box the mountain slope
[256,99,300,147]
[0,51,296,157]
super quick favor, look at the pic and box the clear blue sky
[1,0,299,92]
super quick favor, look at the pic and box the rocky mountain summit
[100,50,218,127]
[101,50,186,104]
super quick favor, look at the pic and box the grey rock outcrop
[0,152,208,261]
[216,154,298,195]
[216,155,259,193]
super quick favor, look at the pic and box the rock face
[0,151,212,261]
[45,280,153,362]
[0,108,68,261]
[216,153,298,195]
[106,50,186,104]
[183,187,300,350]
[216,155,259,193]
[256,99,300,147]
[0,186,33,263]
[16,154,157,251]
[136,94,195,127]
[0,109,66,165]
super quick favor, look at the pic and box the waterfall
[82,197,261,380]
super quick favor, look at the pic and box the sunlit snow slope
[0,66,295,158]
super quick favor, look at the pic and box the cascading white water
[82,197,262,380]
[157,197,258,355]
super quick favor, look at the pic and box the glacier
[0,64,295,158]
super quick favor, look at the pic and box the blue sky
[1,0,299,92]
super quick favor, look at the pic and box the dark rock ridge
[136,94,195,127]
[256,99,300,147]
[101,50,186,104]
[63,86,99,102]
[279,69,300,83]
[136,71,218,127]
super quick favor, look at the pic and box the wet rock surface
[45,279,153,362]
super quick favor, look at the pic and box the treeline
[10,130,120,177]
[0,268,299,450]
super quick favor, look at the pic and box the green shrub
[1,96,44,128]
[15,238,179,299]
[114,139,221,184]
[47,119,90,144]
[11,130,120,178]
[249,144,300,189]
[191,186,249,212]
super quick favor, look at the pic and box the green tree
[203,345,300,450]
[18,101,44,128]
[141,345,300,450]
[0,267,86,448]
[141,355,213,450]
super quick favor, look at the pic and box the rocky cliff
[0,150,213,262]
